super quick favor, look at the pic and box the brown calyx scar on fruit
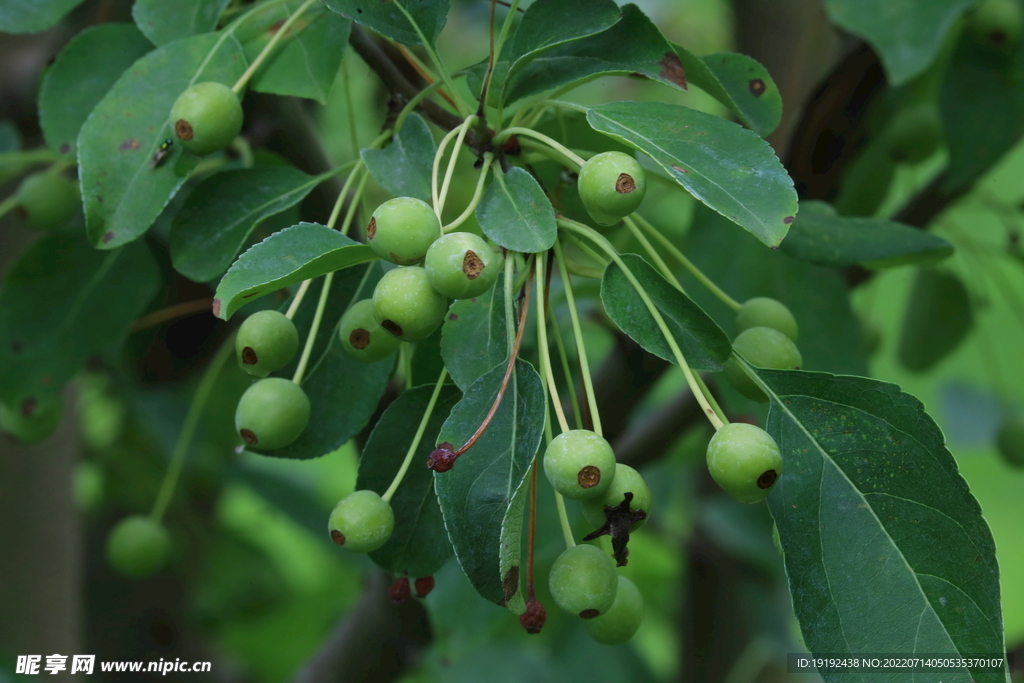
[241,347,258,365]
[330,529,345,545]
[175,119,194,141]
[615,173,636,194]
[577,465,601,489]
[757,469,778,489]
[749,78,766,96]
[349,328,370,350]
[579,608,600,619]
[381,320,403,337]
[426,442,457,472]
[463,250,484,280]
[367,217,376,240]
[583,491,647,567]
[240,428,258,445]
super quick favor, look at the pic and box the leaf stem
[291,270,334,385]
[623,216,683,292]
[486,0,522,125]
[231,0,317,95]
[0,195,19,221]
[436,115,478,220]
[536,254,570,433]
[443,153,492,232]
[493,127,586,167]
[392,1,468,115]
[549,302,584,429]
[150,336,235,522]
[382,366,449,503]
[559,218,725,430]
[553,240,603,436]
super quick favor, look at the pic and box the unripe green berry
[235,377,311,451]
[367,197,441,265]
[580,463,652,530]
[583,576,644,645]
[424,232,503,299]
[338,299,401,363]
[706,422,783,503]
[548,544,618,619]
[106,515,171,579]
[885,104,942,164]
[0,397,63,446]
[543,429,617,501]
[577,151,647,226]
[328,490,395,553]
[170,82,243,155]
[969,0,1023,49]
[235,310,299,378]
[372,266,448,342]
[724,326,803,402]
[15,172,79,229]
[995,412,1024,468]
[736,297,798,342]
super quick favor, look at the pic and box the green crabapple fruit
[583,575,645,645]
[235,377,311,451]
[577,151,647,226]
[580,463,652,530]
[0,397,63,446]
[735,297,798,342]
[338,299,402,363]
[706,422,783,503]
[106,515,171,579]
[969,0,1023,48]
[424,232,503,299]
[548,543,619,619]
[543,429,617,501]
[372,266,448,342]
[328,489,395,553]
[724,326,803,402]
[15,172,79,229]
[235,310,300,378]
[995,412,1024,468]
[885,104,942,164]
[170,82,243,155]
[367,197,441,265]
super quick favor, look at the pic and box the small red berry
[414,575,435,598]
[390,577,411,605]
[427,442,457,472]
[519,597,547,634]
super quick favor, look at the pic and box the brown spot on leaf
[783,216,794,224]
[240,428,258,445]
[241,291,260,299]
[268,18,286,34]
[672,165,689,175]
[502,565,520,603]
[102,231,115,243]
[615,173,636,194]
[448,313,458,321]
[241,347,258,365]
[349,328,370,350]
[118,139,140,151]
[381,319,403,337]
[11,341,22,354]
[659,52,687,90]
[757,469,778,489]
[749,78,766,97]
[330,529,345,546]
[60,143,71,155]
[175,119,194,141]
[212,300,221,317]
[367,217,376,240]
[577,465,601,489]
[462,250,484,279]
[580,609,600,619]
[20,397,38,417]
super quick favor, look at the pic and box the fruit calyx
[582,491,647,567]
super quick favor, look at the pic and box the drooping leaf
[824,0,974,86]
[476,166,557,253]
[586,101,798,247]
[0,0,87,33]
[440,274,509,391]
[434,360,546,609]
[38,23,153,160]
[259,263,392,460]
[898,268,973,372]
[236,1,351,103]
[132,0,231,46]
[601,253,731,372]
[361,114,436,203]
[358,384,461,577]
[0,234,159,410]
[780,200,954,268]
[756,368,1004,682]
[321,0,448,46]
[676,46,782,137]
[78,31,247,249]
[213,222,377,320]
[170,166,328,282]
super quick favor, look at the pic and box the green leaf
[236,1,351,104]
[898,268,973,373]
[586,101,798,248]
[132,0,231,46]
[170,166,327,283]
[676,46,782,138]
[780,200,954,268]
[0,234,159,410]
[213,222,377,320]
[502,4,689,104]
[601,253,732,372]
[321,0,448,46]
[0,121,19,153]
[441,273,509,391]
[824,0,974,86]
[434,360,546,608]
[38,24,153,160]
[361,114,436,203]
[476,167,557,253]
[758,369,1004,681]
[78,31,247,249]
[0,0,87,33]
[358,384,461,577]
[259,264,392,460]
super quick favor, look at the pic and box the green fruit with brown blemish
[583,576,644,645]
[371,266,448,342]
[367,197,440,265]
[338,299,401,363]
[577,151,647,226]
[424,232,503,299]
[15,172,79,229]
[543,429,617,501]
[706,422,783,503]
[235,377,311,451]
[328,490,394,553]
[548,543,618,619]
[580,463,652,530]
[170,81,243,155]
[0,397,63,445]
[235,310,299,378]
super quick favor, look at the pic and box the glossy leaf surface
[440,274,508,391]
[321,0,448,45]
[476,167,557,253]
[677,46,782,137]
[361,114,436,203]
[132,0,231,45]
[0,0,87,33]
